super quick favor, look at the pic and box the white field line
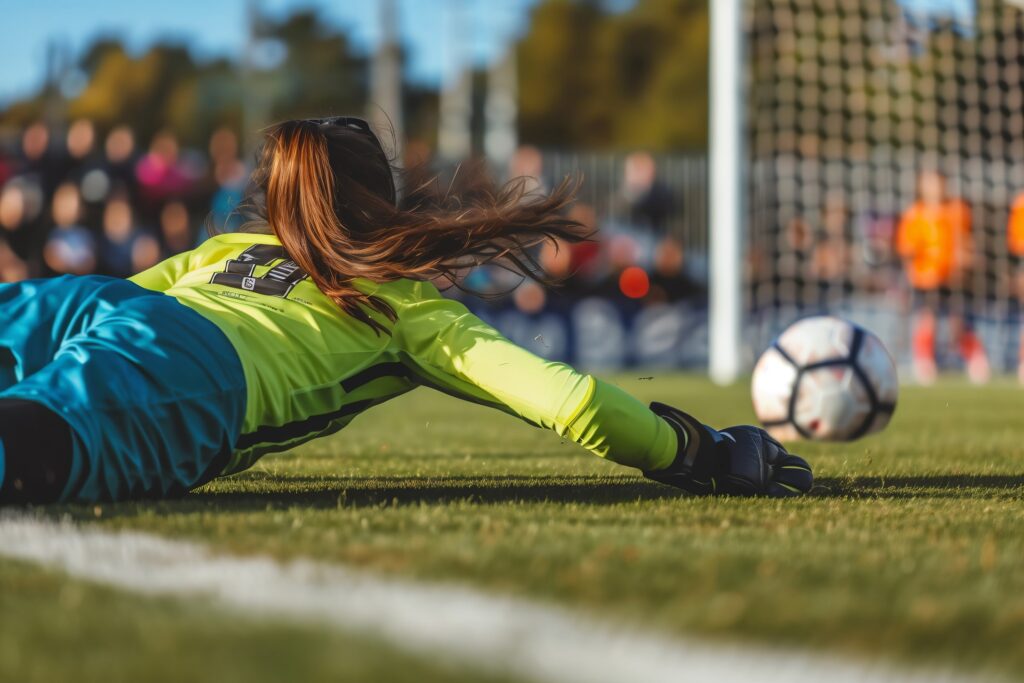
[0,514,1000,683]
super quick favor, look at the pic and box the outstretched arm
[382,282,812,497]
[390,293,678,472]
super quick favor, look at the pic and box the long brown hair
[240,119,590,331]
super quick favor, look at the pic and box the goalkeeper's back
[132,230,600,476]
[131,118,594,475]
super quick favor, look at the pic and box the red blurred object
[618,266,649,299]
[570,240,600,277]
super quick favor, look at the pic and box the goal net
[743,0,1024,378]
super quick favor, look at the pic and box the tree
[516,0,709,151]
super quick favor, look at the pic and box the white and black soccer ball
[751,316,898,442]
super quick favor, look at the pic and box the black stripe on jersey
[224,260,257,276]
[209,272,298,297]
[264,260,309,285]
[236,244,287,264]
[235,399,376,451]
[341,362,412,393]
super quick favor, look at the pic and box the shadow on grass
[47,475,681,520]
[812,474,1024,499]
[32,473,1024,521]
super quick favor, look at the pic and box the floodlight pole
[439,0,472,161]
[370,0,404,163]
[708,0,745,385]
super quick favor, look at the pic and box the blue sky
[0,0,538,105]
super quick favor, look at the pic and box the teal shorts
[0,276,247,502]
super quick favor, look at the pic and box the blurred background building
[1,0,1022,380]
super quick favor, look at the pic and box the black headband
[311,116,396,204]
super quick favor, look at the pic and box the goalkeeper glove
[644,402,813,497]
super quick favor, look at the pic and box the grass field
[2,375,1023,682]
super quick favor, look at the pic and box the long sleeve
[389,292,677,471]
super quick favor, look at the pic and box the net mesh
[746,0,1024,376]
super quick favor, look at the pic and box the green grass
[5,375,1024,681]
[0,559,516,683]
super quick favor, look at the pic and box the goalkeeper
[0,118,812,504]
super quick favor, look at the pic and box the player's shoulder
[357,277,441,300]
[355,277,469,319]
[201,231,280,248]
[190,232,281,263]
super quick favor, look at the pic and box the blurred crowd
[751,168,1024,383]
[0,120,247,282]
[446,146,706,315]
[2,120,1022,377]
[0,122,706,314]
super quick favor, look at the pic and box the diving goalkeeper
[0,118,812,504]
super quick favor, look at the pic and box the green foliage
[0,9,377,148]
[518,0,709,150]
[256,11,367,125]
[68,42,203,143]
[1,0,710,152]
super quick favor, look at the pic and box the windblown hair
[239,119,590,332]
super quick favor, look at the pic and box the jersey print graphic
[210,244,310,299]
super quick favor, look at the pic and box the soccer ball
[751,316,898,442]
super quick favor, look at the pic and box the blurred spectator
[812,191,854,301]
[80,163,113,206]
[594,233,645,303]
[44,182,96,275]
[0,120,721,355]
[856,212,899,292]
[104,125,138,190]
[534,238,576,310]
[20,122,61,199]
[99,194,159,277]
[21,122,49,169]
[135,131,193,212]
[160,201,193,254]
[0,147,12,188]
[207,127,247,234]
[0,240,28,282]
[1009,191,1024,383]
[131,232,162,274]
[540,239,572,281]
[507,145,547,195]
[647,236,704,304]
[897,169,988,384]
[618,152,674,233]
[564,203,601,281]
[0,177,46,275]
[67,119,97,162]
[774,215,813,309]
[66,119,111,229]
[513,281,547,314]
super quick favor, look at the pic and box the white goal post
[708,0,746,385]
[710,0,1024,383]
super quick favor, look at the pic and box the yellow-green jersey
[130,232,676,476]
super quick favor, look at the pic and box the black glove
[643,402,813,497]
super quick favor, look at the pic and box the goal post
[708,0,746,385]
[713,0,1024,382]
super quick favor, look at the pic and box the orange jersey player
[897,196,972,290]
[896,170,989,385]
[1009,192,1024,383]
